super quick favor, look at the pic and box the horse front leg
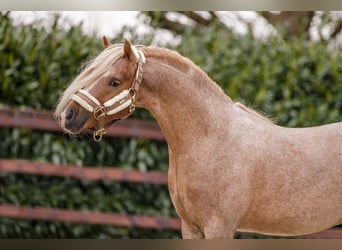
[202,216,237,239]
[181,217,236,239]
[181,219,204,239]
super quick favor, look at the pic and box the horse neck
[136,55,234,151]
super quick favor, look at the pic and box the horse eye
[108,78,121,88]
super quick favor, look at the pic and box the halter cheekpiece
[71,46,146,141]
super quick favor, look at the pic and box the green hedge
[1,12,341,238]
[1,13,97,109]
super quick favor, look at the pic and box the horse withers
[55,37,342,238]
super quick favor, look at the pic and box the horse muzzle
[59,106,89,134]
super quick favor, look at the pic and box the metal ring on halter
[93,128,107,142]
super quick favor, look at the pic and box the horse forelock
[54,45,124,117]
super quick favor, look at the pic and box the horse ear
[123,38,136,61]
[102,35,112,49]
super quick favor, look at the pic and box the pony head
[55,37,145,140]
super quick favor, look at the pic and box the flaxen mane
[234,102,273,124]
[140,46,234,101]
[142,47,273,124]
[140,46,195,73]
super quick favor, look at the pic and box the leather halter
[71,47,146,141]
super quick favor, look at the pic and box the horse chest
[167,155,201,223]
[167,155,221,225]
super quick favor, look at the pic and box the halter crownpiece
[71,45,146,141]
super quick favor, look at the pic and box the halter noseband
[71,47,146,141]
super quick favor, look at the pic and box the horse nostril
[65,108,75,123]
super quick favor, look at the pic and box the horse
[55,37,342,239]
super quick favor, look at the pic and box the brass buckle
[93,105,106,120]
[128,88,136,114]
[93,128,107,142]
